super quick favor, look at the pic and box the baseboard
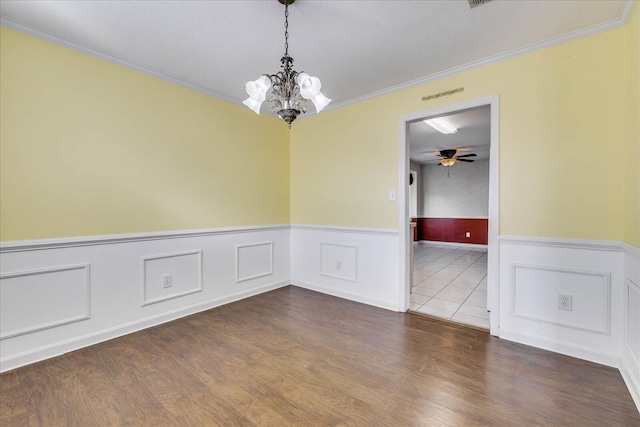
[620,356,640,412]
[292,280,400,312]
[416,240,488,249]
[0,280,289,373]
[499,328,620,368]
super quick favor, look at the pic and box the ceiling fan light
[242,97,264,115]
[440,158,457,167]
[424,117,458,135]
[310,92,331,113]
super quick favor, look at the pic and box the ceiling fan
[437,149,477,167]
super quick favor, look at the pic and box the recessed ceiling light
[424,117,458,134]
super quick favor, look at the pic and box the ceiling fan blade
[456,153,477,158]
[457,158,475,162]
[437,162,443,166]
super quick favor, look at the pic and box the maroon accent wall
[417,218,488,245]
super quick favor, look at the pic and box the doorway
[398,96,499,335]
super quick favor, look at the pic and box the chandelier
[243,0,331,128]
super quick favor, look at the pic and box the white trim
[0,264,92,340]
[0,17,242,107]
[291,280,398,312]
[0,224,290,253]
[141,250,203,306]
[621,350,640,412]
[500,235,624,252]
[235,242,274,283]
[622,1,638,25]
[319,242,358,283]
[622,241,640,257]
[324,5,634,113]
[499,328,621,368]
[5,0,634,120]
[0,279,290,373]
[290,224,398,236]
[509,263,611,335]
[398,95,500,335]
[415,241,488,249]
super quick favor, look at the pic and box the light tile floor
[410,242,489,329]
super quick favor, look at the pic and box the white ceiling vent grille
[469,0,493,8]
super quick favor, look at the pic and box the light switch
[389,189,396,201]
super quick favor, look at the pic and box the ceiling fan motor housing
[440,149,457,158]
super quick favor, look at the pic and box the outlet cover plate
[558,294,572,311]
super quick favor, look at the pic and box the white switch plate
[466,232,471,237]
[389,189,396,201]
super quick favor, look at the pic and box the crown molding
[2,1,636,115]
[324,1,636,113]
[0,16,242,108]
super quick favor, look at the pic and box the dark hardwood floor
[1,286,638,426]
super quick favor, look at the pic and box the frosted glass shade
[296,73,322,99]
[310,92,331,113]
[245,76,271,101]
[242,97,264,115]
[440,158,457,167]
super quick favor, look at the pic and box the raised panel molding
[510,264,611,335]
[0,264,91,339]
[142,250,203,306]
[320,243,358,282]
[236,242,274,283]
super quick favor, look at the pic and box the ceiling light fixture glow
[440,158,457,167]
[243,0,331,128]
[424,117,458,135]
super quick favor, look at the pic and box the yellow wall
[0,27,290,241]
[2,15,637,243]
[291,26,629,240]
[625,6,640,247]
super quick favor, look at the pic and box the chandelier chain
[284,0,289,56]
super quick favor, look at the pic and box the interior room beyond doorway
[407,105,491,329]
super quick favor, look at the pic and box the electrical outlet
[466,232,471,238]
[558,294,572,311]
[162,274,173,289]
[336,261,342,270]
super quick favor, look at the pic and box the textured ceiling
[409,106,491,164]
[0,1,634,111]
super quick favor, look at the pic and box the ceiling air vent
[469,0,492,8]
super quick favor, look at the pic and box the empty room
[1,0,639,425]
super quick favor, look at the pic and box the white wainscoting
[499,236,624,367]
[291,225,400,311]
[236,242,274,283]
[0,225,290,372]
[142,250,203,306]
[0,264,91,339]
[622,242,640,410]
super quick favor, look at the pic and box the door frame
[398,95,500,336]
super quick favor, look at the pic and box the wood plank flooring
[1,286,638,426]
